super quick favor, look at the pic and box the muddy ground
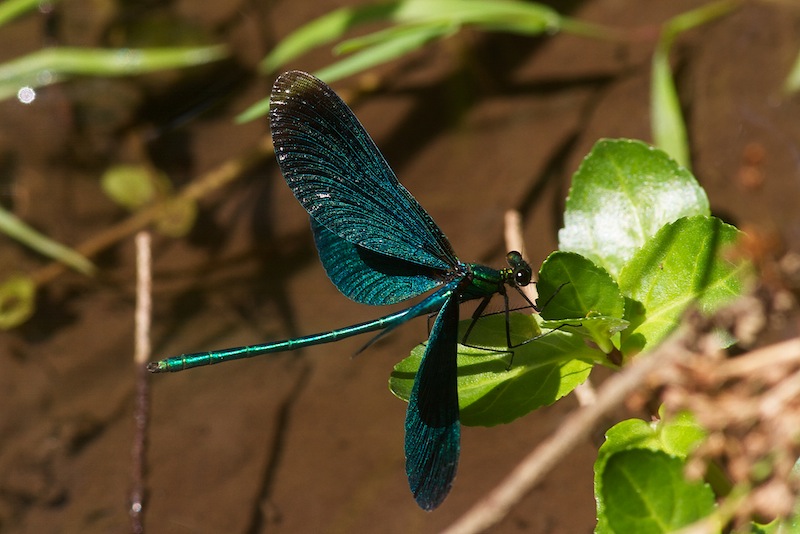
[1,1,799,533]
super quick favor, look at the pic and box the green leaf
[0,0,60,28]
[101,165,157,209]
[538,252,624,320]
[595,414,711,534]
[537,251,627,353]
[235,97,271,124]
[259,3,400,74]
[651,41,688,169]
[618,215,750,356]
[650,0,738,168]
[598,412,706,461]
[261,0,561,76]
[559,139,709,279]
[315,0,561,82]
[314,22,454,84]
[0,45,228,102]
[101,164,197,237]
[600,450,715,534]
[0,206,95,276]
[239,0,563,122]
[0,274,36,329]
[334,21,451,55]
[238,21,453,123]
[392,0,561,34]
[540,315,628,356]
[389,313,599,426]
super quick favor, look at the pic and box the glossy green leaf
[599,450,715,534]
[595,413,711,534]
[558,139,709,278]
[618,215,750,356]
[0,206,94,275]
[538,252,624,320]
[0,274,36,329]
[598,412,706,461]
[537,251,627,352]
[540,315,628,356]
[390,313,599,426]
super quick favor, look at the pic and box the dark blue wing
[312,217,444,305]
[404,288,461,510]
[270,71,459,272]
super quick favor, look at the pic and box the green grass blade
[0,0,60,27]
[0,45,228,101]
[0,206,95,275]
[260,3,400,74]
[651,40,689,168]
[313,22,454,84]
[235,96,271,124]
[650,0,739,169]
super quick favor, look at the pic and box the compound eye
[506,251,532,286]
[515,268,532,286]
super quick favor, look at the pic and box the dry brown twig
[664,334,800,527]
[130,231,152,534]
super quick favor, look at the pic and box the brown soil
[1,1,799,533]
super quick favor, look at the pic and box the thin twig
[130,231,152,534]
[503,210,538,303]
[134,231,152,366]
[442,327,701,534]
[714,337,800,380]
[759,366,800,419]
[503,209,597,406]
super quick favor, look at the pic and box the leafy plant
[1,0,744,334]
[595,412,715,533]
[391,138,755,530]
